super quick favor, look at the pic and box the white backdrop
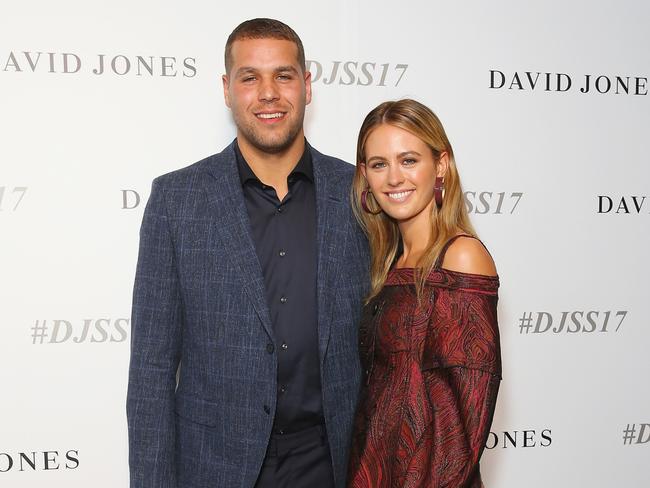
[1,0,649,486]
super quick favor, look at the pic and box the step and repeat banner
[1,0,648,486]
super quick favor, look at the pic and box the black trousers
[254,424,336,488]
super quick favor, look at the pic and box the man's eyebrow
[275,65,300,74]
[234,66,300,77]
[234,67,257,77]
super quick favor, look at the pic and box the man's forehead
[230,38,300,66]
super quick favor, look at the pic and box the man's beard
[234,107,305,154]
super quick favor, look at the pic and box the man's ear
[222,74,231,108]
[304,70,312,105]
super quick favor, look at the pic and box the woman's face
[361,124,446,226]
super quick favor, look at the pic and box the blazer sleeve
[420,283,501,488]
[126,178,183,488]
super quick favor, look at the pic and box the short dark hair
[224,18,306,74]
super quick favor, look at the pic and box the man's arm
[126,178,183,488]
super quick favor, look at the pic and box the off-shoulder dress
[347,235,501,488]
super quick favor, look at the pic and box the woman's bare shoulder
[441,236,497,277]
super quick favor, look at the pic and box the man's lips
[255,111,287,121]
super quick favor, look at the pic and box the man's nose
[258,77,280,102]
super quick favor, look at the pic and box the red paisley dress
[347,237,501,488]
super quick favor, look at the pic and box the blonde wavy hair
[352,99,476,302]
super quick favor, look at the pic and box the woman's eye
[370,161,386,169]
[402,158,417,166]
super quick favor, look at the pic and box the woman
[347,99,501,488]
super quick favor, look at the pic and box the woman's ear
[436,151,449,178]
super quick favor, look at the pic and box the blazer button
[263,405,271,415]
[266,343,274,354]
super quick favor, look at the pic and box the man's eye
[242,76,256,82]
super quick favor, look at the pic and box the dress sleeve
[420,280,501,488]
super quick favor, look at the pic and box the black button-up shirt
[235,140,323,435]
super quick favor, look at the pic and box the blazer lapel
[313,151,347,366]
[202,142,274,340]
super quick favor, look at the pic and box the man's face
[223,38,311,154]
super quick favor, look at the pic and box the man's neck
[237,133,306,199]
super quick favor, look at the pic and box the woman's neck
[396,215,433,268]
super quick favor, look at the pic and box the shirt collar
[234,138,314,186]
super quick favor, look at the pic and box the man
[127,18,368,488]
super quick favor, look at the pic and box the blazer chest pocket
[175,395,220,427]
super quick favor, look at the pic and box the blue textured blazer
[127,141,369,488]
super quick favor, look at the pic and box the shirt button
[279,385,287,394]
[280,296,287,304]
[281,342,288,350]
[266,343,274,354]
[263,405,271,414]
[278,429,285,435]
[279,250,286,257]
[276,206,284,214]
